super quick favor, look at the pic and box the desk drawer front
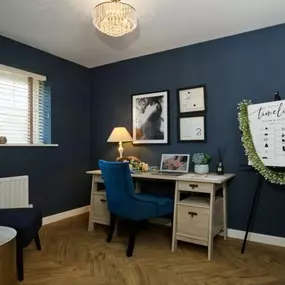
[93,193,110,222]
[177,181,212,193]
[177,204,209,240]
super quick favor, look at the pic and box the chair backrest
[98,160,136,218]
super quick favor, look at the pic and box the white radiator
[0,176,29,208]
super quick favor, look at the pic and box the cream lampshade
[107,127,133,158]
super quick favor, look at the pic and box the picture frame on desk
[178,115,206,142]
[161,154,190,172]
[132,90,169,145]
[177,85,206,114]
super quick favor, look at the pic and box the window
[0,65,51,145]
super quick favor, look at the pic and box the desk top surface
[86,170,235,184]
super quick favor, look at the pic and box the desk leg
[171,183,179,252]
[223,182,228,240]
[208,189,215,260]
[88,176,96,231]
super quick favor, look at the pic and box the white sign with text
[248,100,285,167]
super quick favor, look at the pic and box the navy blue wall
[0,36,91,217]
[90,24,285,237]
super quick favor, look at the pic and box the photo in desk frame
[160,154,190,173]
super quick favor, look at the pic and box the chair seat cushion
[0,208,42,248]
[133,194,174,219]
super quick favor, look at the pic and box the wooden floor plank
[21,214,285,285]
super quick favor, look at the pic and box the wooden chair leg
[126,221,139,257]
[34,233,41,250]
[16,246,24,281]
[107,213,116,243]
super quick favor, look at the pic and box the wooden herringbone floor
[21,214,285,285]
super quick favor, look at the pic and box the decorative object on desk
[216,147,225,175]
[0,136,7,144]
[129,159,149,173]
[192,152,211,174]
[178,116,205,141]
[117,156,149,173]
[149,165,160,172]
[107,127,133,158]
[238,99,285,184]
[177,85,206,114]
[132,90,169,144]
[117,156,141,163]
[117,156,148,173]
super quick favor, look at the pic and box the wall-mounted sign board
[248,100,285,167]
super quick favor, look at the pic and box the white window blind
[0,65,51,144]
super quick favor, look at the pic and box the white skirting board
[227,229,285,248]
[42,206,285,248]
[43,206,90,225]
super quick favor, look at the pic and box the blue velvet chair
[99,160,174,257]
[0,207,42,281]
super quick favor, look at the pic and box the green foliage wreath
[238,100,285,185]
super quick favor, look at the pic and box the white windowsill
[0,144,59,147]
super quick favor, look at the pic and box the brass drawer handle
[100,199,107,203]
[188,212,197,218]
[189,184,198,189]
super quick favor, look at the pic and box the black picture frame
[131,90,169,145]
[177,85,207,114]
[177,115,206,142]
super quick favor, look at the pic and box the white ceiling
[0,0,285,68]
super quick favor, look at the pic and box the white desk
[86,170,235,260]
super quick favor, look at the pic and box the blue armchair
[99,160,174,257]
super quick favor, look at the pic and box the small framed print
[177,85,206,114]
[178,116,206,142]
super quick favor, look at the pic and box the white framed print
[178,116,206,142]
[177,85,206,114]
[132,90,169,144]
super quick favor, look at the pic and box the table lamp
[107,127,133,158]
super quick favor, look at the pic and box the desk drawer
[177,204,209,240]
[177,181,212,193]
[92,193,110,223]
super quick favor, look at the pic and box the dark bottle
[216,161,224,175]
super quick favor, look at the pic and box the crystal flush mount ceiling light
[93,0,137,37]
